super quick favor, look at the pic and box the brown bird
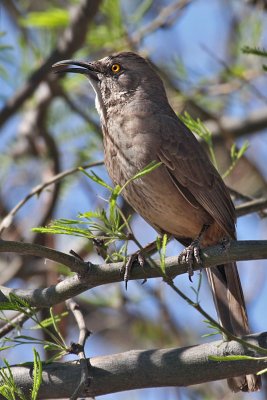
[53,52,260,392]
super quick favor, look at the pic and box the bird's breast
[102,119,210,238]
[103,111,160,184]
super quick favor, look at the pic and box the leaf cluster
[0,294,68,362]
[242,45,267,71]
[33,161,162,263]
[180,112,249,177]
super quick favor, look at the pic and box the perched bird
[53,52,260,392]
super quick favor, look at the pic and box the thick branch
[2,333,267,399]
[0,239,266,307]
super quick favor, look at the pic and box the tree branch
[3,333,267,399]
[0,239,266,307]
[236,197,267,217]
[0,312,30,337]
[0,0,101,128]
[0,161,103,234]
[131,0,192,46]
[66,299,91,400]
[207,106,267,142]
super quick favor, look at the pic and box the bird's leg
[122,240,159,289]
[178,224,210,281]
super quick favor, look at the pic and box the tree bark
[3,333,267,399]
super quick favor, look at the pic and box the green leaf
[180,112,211,143]
[237,141,249,158]
[191,272,202,304]
[48,308,66,347]
[202,332,220,338]
[8,294,31,309]
[230,143,236,160]
[119,160,162,194]
[0,346,15,352]
[230,64,246,78]
[32,166,134,258]
[19,9,69,28]
[79,168,113,191]
[242,46,267,57]
[257,367,267,375]
[156,234,168,274]
[87,0,126,49]
[0,359,27,400]
[209,354,266,362]
[109,185,121,224]
[31,312,68,329]
[0,302,22,311]
[31,349,42,400]
[0,385,14,400]
[32,218,95,239]
[43,343,65,351]
[179,112,218,169]
[0,294,32,313]
[223,140,249,179]
[202,319,222,337]
[128,160,162,181]
[45,350,68,363]
[13,335,42,342]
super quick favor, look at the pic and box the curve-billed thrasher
[53,52,260,392]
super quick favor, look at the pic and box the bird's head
[52,52,166,118]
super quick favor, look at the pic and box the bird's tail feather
[206,263,261,392]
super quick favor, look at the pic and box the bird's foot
[120,240,159,289]
[178,224,209,281]
[178,239,202,281]
[120,251,145,290]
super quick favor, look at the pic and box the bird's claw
[178,240,202,281]
[137,252,145,268]
[120,252,145,290]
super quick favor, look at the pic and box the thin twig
[0,160,103,234]
[66,299,92,400]
[161,273,266,355]
[0,312,31,338]
[228,187,253,202]
[236,197,267,217]
[228,188,267,218]
[201,43,267,105]
[131,0,193,46]
[197,69,262,97]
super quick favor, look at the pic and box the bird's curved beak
[52,60,99,82]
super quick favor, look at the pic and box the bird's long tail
[206,262,261,392]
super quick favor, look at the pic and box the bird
[53,51,260,392]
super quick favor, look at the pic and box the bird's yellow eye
[111,63,121,73]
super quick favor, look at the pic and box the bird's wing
[157,114,236,238]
